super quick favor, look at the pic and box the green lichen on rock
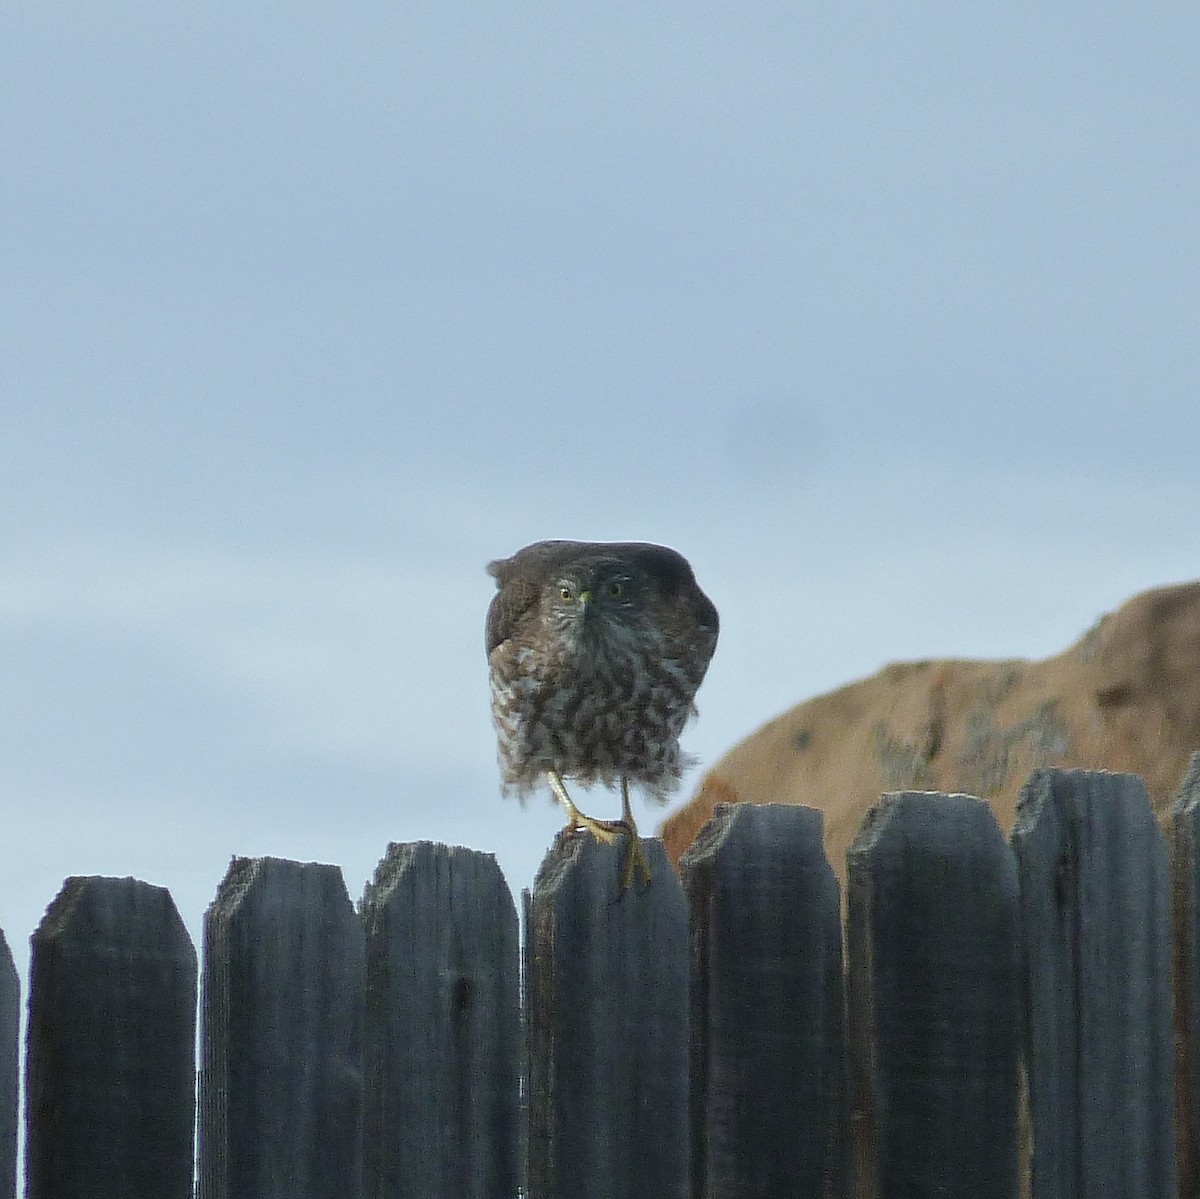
[956,699,1071,796]
[872,722,936,790]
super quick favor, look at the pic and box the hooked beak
[577,589,594,619]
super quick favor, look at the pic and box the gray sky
[3,3,1198,985]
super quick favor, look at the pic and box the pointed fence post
[1173,753,1200,1199]
[526,833,690,1199]
[0,929,18,1199]
[1013,768,1174,1199]
[197,856,365,1199]
[360,841,520,1199]
[847,792,1020,1199]
[24,876,197,1199]
[681,802,847,1199]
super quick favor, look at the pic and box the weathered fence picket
[360,841,519,1199]
[24,876,196,1199]
[1012,769,1175,1199]
[197,856,365,1199]
[1171,752,1200,1198]
[681,802,846,1199]
[847,791,1021,1199]
[0,929,17,1199]
[525,832,690,1199]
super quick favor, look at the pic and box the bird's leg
[618,777,653,889]
[547,770,621,845]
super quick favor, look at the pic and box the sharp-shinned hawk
[486,539,719,887]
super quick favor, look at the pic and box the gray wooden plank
[847,791,1020,1199]
[680,802,846,1199]
[526,832,690,1199]
[1171,752,1200,1198]
[0,929,17,1199]
[360,841,519,1199]
[24,875,197,1199]
[197,856,365,1199]
[1012,768,1174,1199]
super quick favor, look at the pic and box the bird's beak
[578,589,593,616]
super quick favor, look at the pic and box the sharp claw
[563,814,625,846]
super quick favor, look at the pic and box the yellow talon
[569,813,623,846]
[616,776,652,891]
[547,770,653,891]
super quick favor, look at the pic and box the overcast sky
[3,3,1198,986]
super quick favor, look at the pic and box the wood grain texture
[848,791,1020,1199]
[1013,769,1174,1199]
[25,876,196,1199]
[526,833,690,1199]
[0,929,18,1199]
[1173,753,1200,1199]
[681,802,847,1199]
[360,841,519,1199]
[197,856,365,1199]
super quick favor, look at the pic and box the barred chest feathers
[489,617,699,801]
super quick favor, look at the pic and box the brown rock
[662,579,1200,880]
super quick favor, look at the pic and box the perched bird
[486,539,719,888]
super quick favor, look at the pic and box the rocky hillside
[662,579,1200,880]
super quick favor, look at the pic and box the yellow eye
[608,581,623,598]
[559,586,573,601]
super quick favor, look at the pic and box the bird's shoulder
[485,577,540,656]
[485,541,580,656]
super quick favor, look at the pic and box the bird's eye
[607,581,623,598]
[559,586,573,602]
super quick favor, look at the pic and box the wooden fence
[2,757,1200,1198]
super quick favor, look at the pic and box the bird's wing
[485,571,540,656]
[485,541,586,656]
